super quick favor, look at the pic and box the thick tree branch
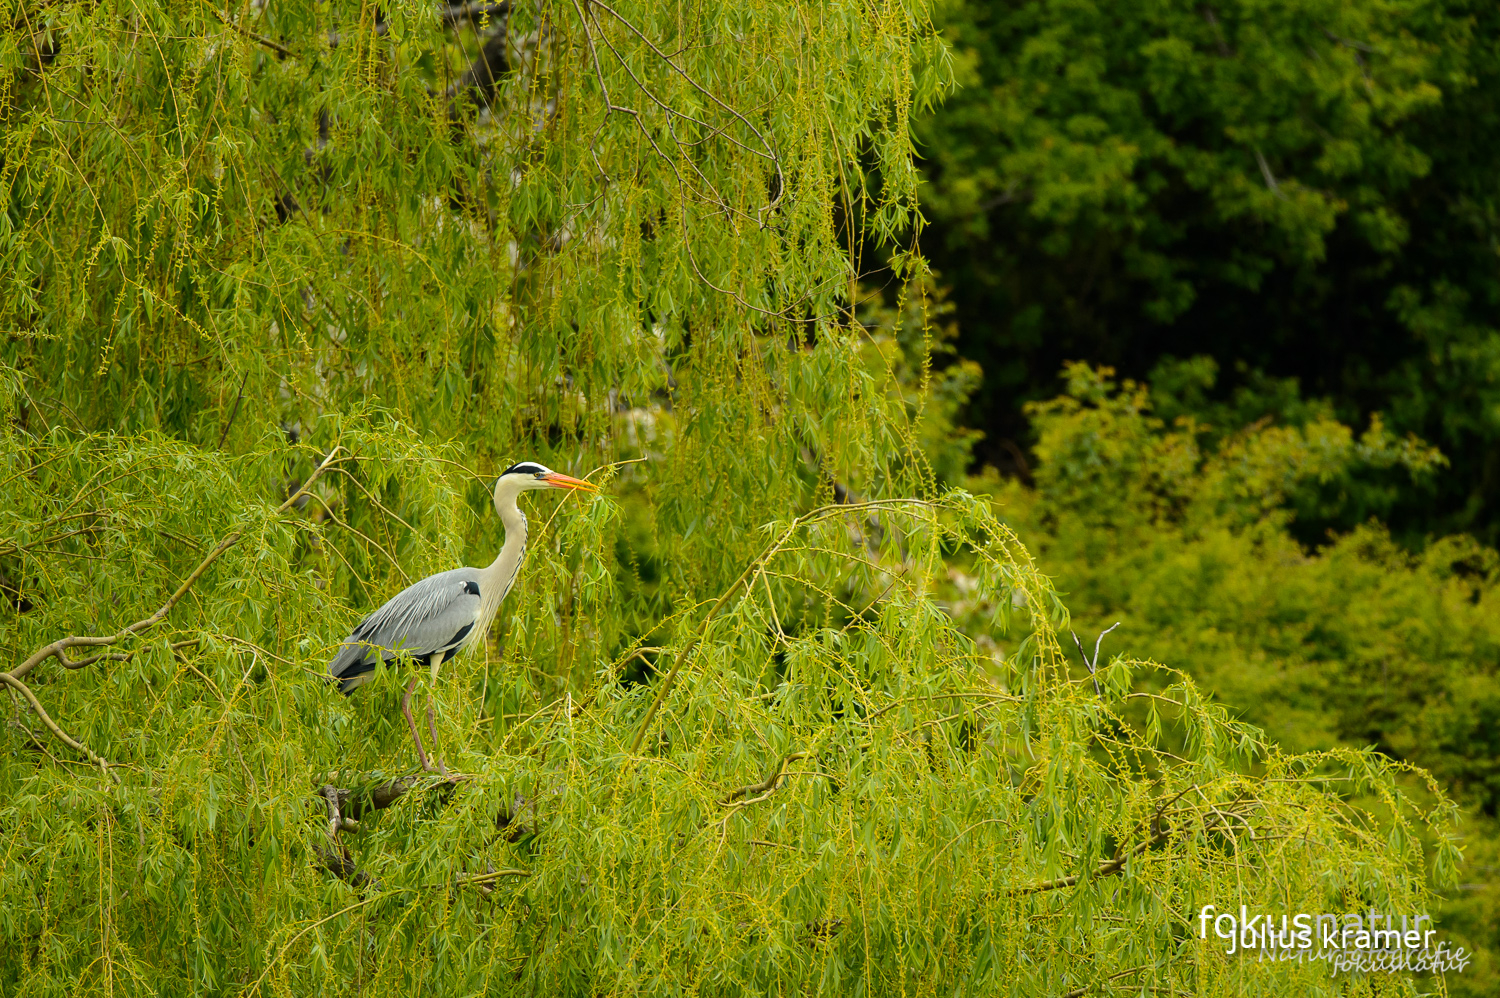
[318,772,444,822]
[313,773,478,884]
[721,752,809,805]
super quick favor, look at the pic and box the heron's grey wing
[328,567,483,694]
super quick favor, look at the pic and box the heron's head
[494,462,599,507]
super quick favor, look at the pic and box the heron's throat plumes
[476,486,529,642]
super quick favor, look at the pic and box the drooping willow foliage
[0,2,1461,995]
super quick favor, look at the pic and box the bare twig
[1070,621,1119,696]
[217,370,249,450]
[1254,148,1288,200]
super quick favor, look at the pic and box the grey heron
[327,462,598,774]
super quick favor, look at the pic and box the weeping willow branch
[1059,965,1149,998]
[566,0,814,321]
[0,671,116,779]
[1014,786,1225,896]
[9,446,343,684]
[244,896,383,998]
[629,498,932,754]
[1014,830,1171,895]
[211,9,294,59]
[445,23,513,107]
[454,867,532,886]
[441,2,512,27]
[587,0,782,183]
[2,448,345,768]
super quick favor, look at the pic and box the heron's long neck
[478,494,528,629]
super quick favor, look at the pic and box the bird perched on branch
[328,462,598,775]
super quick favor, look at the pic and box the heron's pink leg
[425,704,448,778]
[402,676,436,773]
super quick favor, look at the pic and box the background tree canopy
[920,0,1500,544]
[0,1,1483,996]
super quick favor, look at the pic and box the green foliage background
[0,1,1482,996]
[920,0,1500,543]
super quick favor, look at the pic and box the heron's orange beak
[542,472,599,492]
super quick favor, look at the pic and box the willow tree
[0,2,1460,995]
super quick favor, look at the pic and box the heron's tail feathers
[330,662,378,695]
[327,640,378,696]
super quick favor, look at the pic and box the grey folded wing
[328,567,483,694]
